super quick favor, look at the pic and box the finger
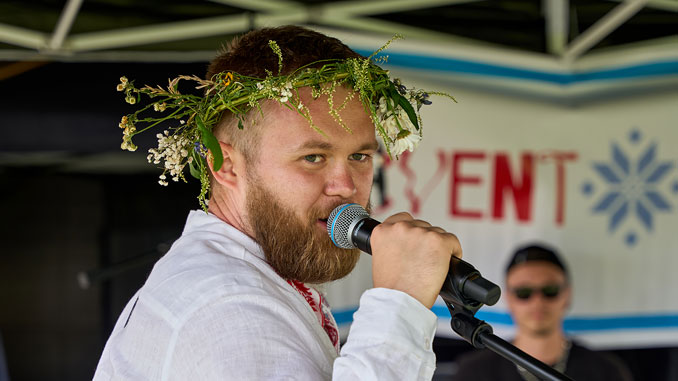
[423,225,446,233]
[381,211,414,224]
[408,219,434,228]
[423,230,462,258]
[383,214,437,229]
[446,232,463,259]
[382,217,447,234]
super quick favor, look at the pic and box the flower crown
[116,35,455,209]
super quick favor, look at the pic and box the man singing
[94,25,460,380]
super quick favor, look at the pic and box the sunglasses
[511,284,563,300]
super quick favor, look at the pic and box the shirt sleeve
[334,288,438,380]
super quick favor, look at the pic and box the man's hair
[505,243,569,280]
[206,25,364,160]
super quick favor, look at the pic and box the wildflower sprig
[116,35,455,210]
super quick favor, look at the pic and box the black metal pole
[478,331,574,381]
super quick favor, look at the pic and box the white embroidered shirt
[93,210,438,380]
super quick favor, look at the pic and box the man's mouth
[317,218,329,229]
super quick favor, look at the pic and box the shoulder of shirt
[452,348,516,378]
[568,341,632,376]
[455,348,508,366]
[136,210,294,325]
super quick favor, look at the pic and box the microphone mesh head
[327,203,369,249]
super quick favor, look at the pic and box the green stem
[133,107,185,135]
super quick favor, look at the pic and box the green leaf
[385,83,419,130]
[387,83,401,106]
[188,155,201,179]
[196,116,223,171]
[397,96,420,130]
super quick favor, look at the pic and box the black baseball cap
[505,244,568,279]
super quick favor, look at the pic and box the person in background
[93,25,461,380]
[452,244,632,380]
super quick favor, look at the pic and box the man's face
[505,262,571,337]
[244,86,378,283]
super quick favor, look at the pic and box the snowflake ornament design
[582,129,674,246]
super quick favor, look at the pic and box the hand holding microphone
[328,204,500,309]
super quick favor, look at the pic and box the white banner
[326,54,678,349]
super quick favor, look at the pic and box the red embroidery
[287,279,340,353]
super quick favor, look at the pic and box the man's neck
[208,195,250,236]
[513,330,568,365]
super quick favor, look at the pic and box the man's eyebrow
[359,141,380,152]
[293,140,379,152]
[295,140,333,151]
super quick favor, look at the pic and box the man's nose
[324,162,357,198]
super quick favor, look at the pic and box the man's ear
[208,141,244,189]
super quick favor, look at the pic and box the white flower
[120,141,137,152]
[397,108,416,130]
[378,97,390,114]
[118,115,130,129]
[146,128,193,186]
[278,86,292,103]
[383,115,399,139]
[117,77,128,91]
[392,131,421,156]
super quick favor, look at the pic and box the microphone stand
[442,258,574,381]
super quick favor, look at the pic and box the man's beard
[245,175,362,284]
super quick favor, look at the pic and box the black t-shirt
[452,342,632,380]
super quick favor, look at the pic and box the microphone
[328,203,501,307]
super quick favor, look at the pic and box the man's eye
[304,154,322,163]
[350,153,370,161]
